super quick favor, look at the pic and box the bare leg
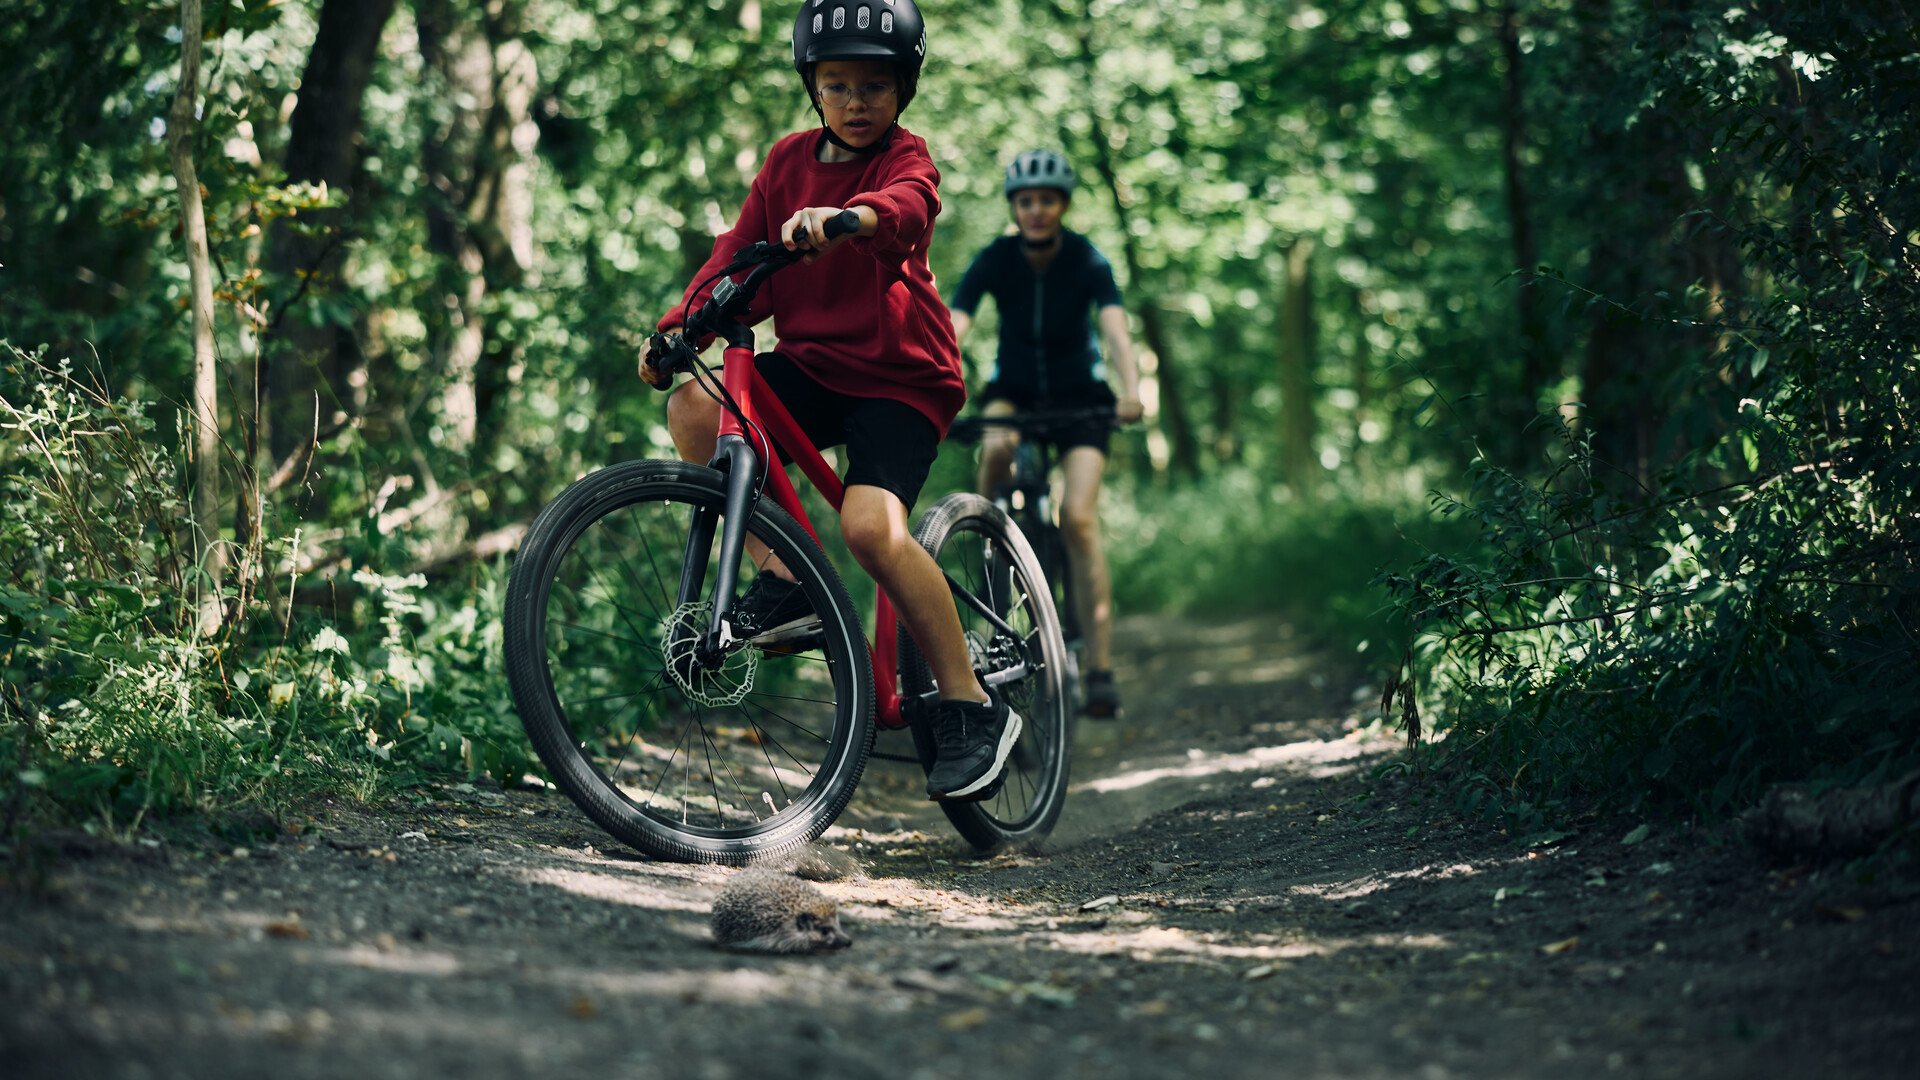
[974,398,1019,495]
[840,484,987,703]
[667,380,792,580]
[1058,446,1112,671]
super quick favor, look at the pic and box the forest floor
[2,613,1916,1079]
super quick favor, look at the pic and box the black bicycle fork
[675,435,764,665]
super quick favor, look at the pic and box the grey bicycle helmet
[1004,149,1076,199]
[792,0,927,113]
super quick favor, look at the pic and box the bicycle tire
[1029,518,1085,716]
[504,459,873,864]
[900,493,1071,851]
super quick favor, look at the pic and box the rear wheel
[901,493,1071,851]
[504,460,873,864]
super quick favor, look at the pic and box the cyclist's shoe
[1083,669,1121,719]
[925,691,1023,802]
[731,574,820,645]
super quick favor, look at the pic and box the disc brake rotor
[661,601,758,707]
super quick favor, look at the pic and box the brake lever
[723,241,783,271]
[644,331,692,391]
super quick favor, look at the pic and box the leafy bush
[0,346,528,836]
[1378,4,1920,824]
[1,348,281,825]
[1101,467,1469,656]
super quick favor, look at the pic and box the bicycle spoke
[625,503,678,607]
[603,674,670,784]
[647,705,700,813]
[741,687,839,709]
[585,560,663,645]
[739,694,831,750]
[742,703,801,811]
[696,716,750,826]
[557,619,654,650]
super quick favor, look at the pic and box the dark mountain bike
[946,407,1119,718]
[503,211,1072,863]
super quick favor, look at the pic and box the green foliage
[1,346,276,824]
[4,0,1916,838]
[1381,2,1920,822]
[0,347,526,832]
[1101,467,1469,657]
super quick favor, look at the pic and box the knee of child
[1061,501,1100,546]
[839,508,893,566]
[667,387,718,450]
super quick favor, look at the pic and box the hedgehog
[710,869,852,954]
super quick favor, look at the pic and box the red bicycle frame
[711,343,912,730]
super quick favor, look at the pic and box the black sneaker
[731,574,818,643]
[925,692,1023,801]
[1083,669,1121,718]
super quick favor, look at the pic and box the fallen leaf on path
[1621,824,1650,846]
[1244,964,1275,981]
[893,971,957,995]
[1540,936,1580,956]
[568,995,597,1019]
[940,1007,991,1032]
[266,921,309,940]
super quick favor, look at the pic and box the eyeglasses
[817,81,897,109]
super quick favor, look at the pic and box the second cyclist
[947,149,1144,719]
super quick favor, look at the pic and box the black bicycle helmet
[1005,149,1076,199]
[792,0,927,113]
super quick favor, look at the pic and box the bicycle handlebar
[644,208,862,389]
[946,407,1123,444]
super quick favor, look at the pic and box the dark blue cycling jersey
[949,229,1123,401]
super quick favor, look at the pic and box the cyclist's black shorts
[756,351,941,510]
[977,382,1117,455]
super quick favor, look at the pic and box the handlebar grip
[644,332,680,390]
[823,208,861,241]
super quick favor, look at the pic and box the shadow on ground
[3,614,1915,1079]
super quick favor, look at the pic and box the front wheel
[504,459,873,864]
[901,493,1072,851]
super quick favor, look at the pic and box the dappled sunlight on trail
[1073,735,1375,795]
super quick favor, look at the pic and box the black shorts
[977,382,1118,454]
[756,352,941,510]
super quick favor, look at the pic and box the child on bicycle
[948,149,1144,718]
[638,1,1019,802]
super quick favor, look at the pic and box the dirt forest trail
[3,613,1916,1079]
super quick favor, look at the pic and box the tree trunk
[1065,20,1201,479]
[1350,286,1372,462]
[1571,0,1685,494]
[1499,0,1552,417]
[264,0,398,463]
[1279,238,1317,491]
[166,0,224,634]
[1208,328,1238,463]
[417,0,539,459]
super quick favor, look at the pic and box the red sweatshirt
[658,127,966,433]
